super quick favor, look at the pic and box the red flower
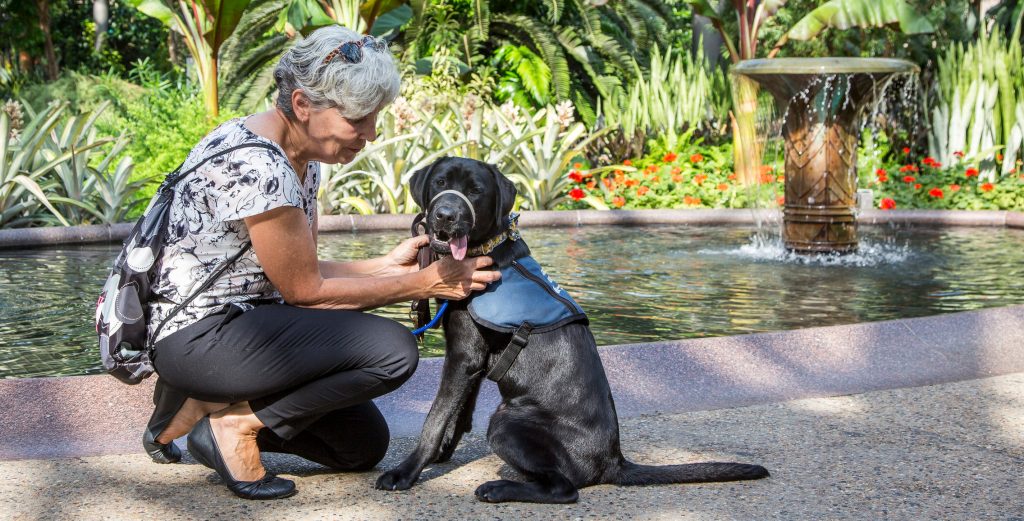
[625,179,639,187]
[776,195,785,206]
[689,153,703,163]
[622,159,633,166]
[949,184,961,192]
[683,196,701,206]
[760,173,775,183]
[914,183,922,189]
[573,162,583,169]
[671,174,683,182]
[980,182,995,192]
[953,150,964,159]
[902,147,911,154]
[717,183,729,191]
[965,168,979,177]
[671,166,682,175]
[637,186,650,196]
[876,173,889,183]
[903,175,916,183]
[645,164,659,174]
[879,198,896,210]
[612,196,625,208]
[693,173,707,185]
[602,177,616,190]
[586,180,596,190]
[875,168,887,176]
[662,152,678,162]
[568,171,583,183]
[568,188,585,200]
[727,172,737,180]
[996,153,1004,161]
[928,188,944,198]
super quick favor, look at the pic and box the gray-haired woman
[140,25,500,500]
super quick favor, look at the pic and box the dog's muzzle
[428,190,476,260]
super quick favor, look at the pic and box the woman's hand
[422,255,501,300]
[385,235,431,275]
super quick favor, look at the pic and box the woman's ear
[487,163,517,227]
[291,89,311,122]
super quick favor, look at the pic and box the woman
[141,25,500,500]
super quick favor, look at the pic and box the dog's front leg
[376,316,487,491]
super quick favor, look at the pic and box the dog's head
[410,157,517,260]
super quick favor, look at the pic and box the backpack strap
[486,322,534,383]
[148,241,252,349]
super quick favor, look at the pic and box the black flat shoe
[187,416,297,500]
[142,379,188,464]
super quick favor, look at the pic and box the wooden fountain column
[780,78,861,254]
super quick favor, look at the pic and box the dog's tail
[611,460,769,486]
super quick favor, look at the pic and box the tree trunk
[36,0,59,80]
[731,75,762,185]
[93,0,109,52]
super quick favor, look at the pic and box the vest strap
[486,322,533,382]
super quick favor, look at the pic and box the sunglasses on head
[322,35,387,65]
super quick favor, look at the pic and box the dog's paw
[374,469,417,491]
[474,480,516,503]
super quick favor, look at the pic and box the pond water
[2,224,1024,379]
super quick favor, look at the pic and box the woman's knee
[377,321,419,390]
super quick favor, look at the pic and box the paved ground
[2,372,1022,521]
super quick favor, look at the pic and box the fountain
[732,58,920,254]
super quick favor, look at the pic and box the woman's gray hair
[274,25,400,120]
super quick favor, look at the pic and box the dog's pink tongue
[449,236,468,260]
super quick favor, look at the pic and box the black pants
[152,303,419,470]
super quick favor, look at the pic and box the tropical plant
[398,0,676,123]
[497,102,614,210]
[927,23,1024,177]
[595,44,730,161]
[2,101,110,228]
[128,0,253,117]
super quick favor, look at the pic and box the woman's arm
[245,206,499,310]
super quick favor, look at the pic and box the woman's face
[304,103,380,165]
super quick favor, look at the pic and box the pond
[2,224,1024,379]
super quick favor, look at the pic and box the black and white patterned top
[147,117,320,344]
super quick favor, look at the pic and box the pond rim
[1,209,1023,249]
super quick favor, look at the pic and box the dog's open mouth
[430,232,469,260]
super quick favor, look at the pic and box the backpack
[95,143,280,385]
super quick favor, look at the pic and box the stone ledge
[3,209,1022,249]
[2,304,1022,461]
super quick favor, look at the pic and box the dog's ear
[486,162,517,227]
[408,160,439,211]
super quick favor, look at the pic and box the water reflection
[1,225,1023,379]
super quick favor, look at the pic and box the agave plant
[1,102,109,228]
[497,103,614,210]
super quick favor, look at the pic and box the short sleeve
[209,146,304,221]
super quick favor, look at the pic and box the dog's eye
[434,179,445,188]
[468,187,483,195]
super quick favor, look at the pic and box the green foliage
[491,45,552,107]
[1,100,142,228]
[928,23,1024,175]
[595,44,729,162]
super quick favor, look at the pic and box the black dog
[375,157,769,503]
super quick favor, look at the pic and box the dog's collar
[468,212,521,257]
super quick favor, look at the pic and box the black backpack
[95,143,280,385]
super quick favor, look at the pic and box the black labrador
[375,157,769,503]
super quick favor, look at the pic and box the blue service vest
[468,256,588,334]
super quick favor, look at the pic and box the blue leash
[411,300,448,336]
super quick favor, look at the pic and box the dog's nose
[434,206,458,225]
